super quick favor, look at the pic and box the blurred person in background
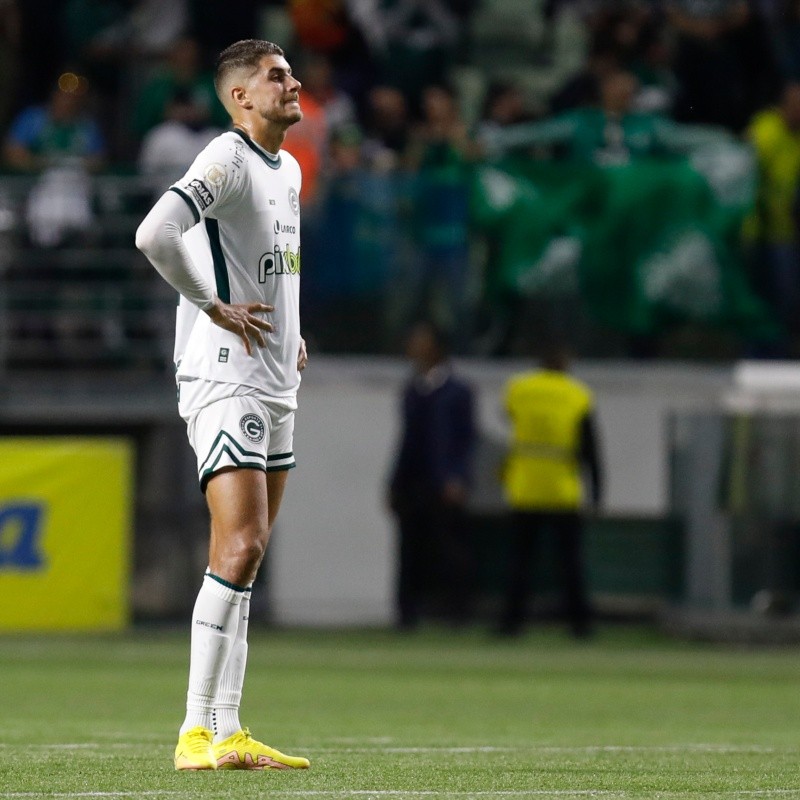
[767,0,800,82]
[744,82,800,351]
[289,0,373,99]
[474,81,535,141]
[665,0,779,132]
[303,123,399,351]
[4,71,105,247]
[482,68,731,166]
[362,85,411,172]
[388,320,476,629]
[627,19,678,114]
[497,344,602,638]
[298,51,358,140]
[404,84,474,349]
[4,72,105,175]
[282,76,328,207]
[3,69,106,360]
[61,0,129,97]
[550,2,671,113]
[63,0,190,157]
[549,42,621,113]
[133,36,228,142]
[137,87,224,190]
[0,0,20,132]
[351,0,463,109]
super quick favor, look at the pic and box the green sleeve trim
[169,187,200,224]
[267,451,294,461]
[204,218,230,303]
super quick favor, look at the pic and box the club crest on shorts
[240,413,265,443]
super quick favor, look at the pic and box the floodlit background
[5,3,800,799]
[1,0,800,641]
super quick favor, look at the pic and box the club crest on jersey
[187,178,214,210]
[288,187,299,216]
[240,413,266,443]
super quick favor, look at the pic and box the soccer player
[135,40,310,772]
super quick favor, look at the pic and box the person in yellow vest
[497,345,603,637]
[745,82,800,350]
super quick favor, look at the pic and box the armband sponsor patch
[186,178,214,210]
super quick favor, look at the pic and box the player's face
[248,55,302,127]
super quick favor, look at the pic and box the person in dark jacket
[388,320,476,629]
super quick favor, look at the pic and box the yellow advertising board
[0,438,132,631]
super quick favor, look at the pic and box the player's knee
[230,530,268,573]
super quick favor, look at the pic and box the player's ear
[231,85,252,110]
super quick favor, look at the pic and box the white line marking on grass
[0,794,179,798]
[251,792,623,797]
[0,743,155,750]
[307,744,785,755]
[277,792,800,795]
[150,792,800,798]
[0,743,784,756]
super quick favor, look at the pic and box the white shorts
[178,378,297,491]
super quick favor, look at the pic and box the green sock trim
[207,572,248,593]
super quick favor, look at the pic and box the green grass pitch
[1,625,799,799]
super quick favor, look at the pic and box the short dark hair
[214,39,284,98]
[539,341,571,372]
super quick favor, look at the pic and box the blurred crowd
[4,0,800,360]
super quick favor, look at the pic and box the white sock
[212,585,252,741]
[179,574,244,735]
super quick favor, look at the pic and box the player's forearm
[135,191,215,310]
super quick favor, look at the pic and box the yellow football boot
[213,728,311,770]
[174,726,217,771]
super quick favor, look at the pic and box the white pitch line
[251,792,800,796]
[0,743,787,755]
[304,744,785,755]
[229,792,623,797]
[0,744,155,750]
[0,794,179,798]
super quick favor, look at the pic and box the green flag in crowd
[471,148,777,341]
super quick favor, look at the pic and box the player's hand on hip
[297,337,308,371]
[205,299,274,356]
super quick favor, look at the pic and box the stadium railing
[0,173,175,372]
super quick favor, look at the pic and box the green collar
[232,128,282,170]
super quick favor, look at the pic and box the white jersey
[170,128,302,399]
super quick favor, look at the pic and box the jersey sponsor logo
[204,163,226,188]
[258,245,301,279]
[186,178,214,210]
[288,187,299,215]
[218,347,229,363]
[274,220,296,234]
[0,502,46,569]
[240,413,266,443]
